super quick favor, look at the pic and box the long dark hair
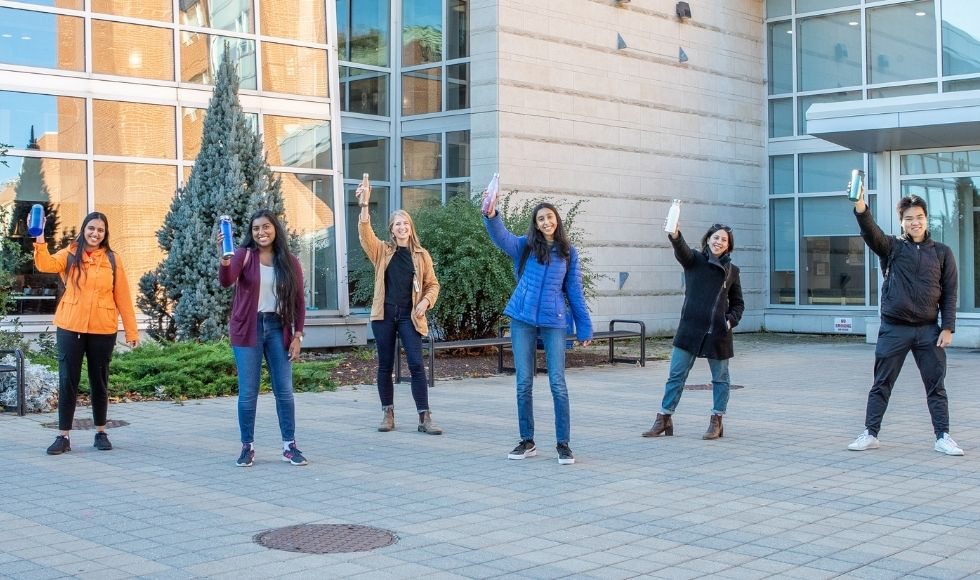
[66,212,112,290]
[525,202,571,265]
[242,209,302,330]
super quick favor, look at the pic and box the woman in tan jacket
[356,178,441,434]
[33,211,139,455]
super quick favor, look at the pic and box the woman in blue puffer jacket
[483,192,593,465]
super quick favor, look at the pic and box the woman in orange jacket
[33,211,139,455]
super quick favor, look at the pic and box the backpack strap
[61,249,117,291]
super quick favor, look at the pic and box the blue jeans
[372,304,429,412]
[660,347,730,415]
[511,320,570,444]
[232,313,296,444]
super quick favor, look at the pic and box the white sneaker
[934,433,964,456]
[848,430,880,451]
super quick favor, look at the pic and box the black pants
[371,303,429,412]
[865,321,949,438]
[57,329,117,431]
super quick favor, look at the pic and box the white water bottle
[664,199,681,233]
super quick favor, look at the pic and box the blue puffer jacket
[484,214,593,341]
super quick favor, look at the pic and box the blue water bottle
[219,216,234,258]
[27,204,44,238]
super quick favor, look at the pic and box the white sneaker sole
[508,449,537,460]
[848,440,879,451]
[935,446,964,456]
[558,457,575,465]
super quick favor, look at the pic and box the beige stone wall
[483,0,765,332]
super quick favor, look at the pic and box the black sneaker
[557,443,575,465]
[236,444,255,467]
[46,435,71,455]
[94,432,112,451]
[508,439,537,460]
[282,442,308,466]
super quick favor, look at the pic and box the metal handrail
[0,348,26,416]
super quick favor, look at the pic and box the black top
[384,246,414,308]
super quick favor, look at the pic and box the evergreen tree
[6,129,61,260]
[142,44,287,341]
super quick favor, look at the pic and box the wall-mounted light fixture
[676,1,692,20]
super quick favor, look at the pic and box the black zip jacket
[855,208,957,332]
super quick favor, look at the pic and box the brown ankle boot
[702,414,723,440]
[642,413,673,437]
[378,407,395,432]
[418,411,443,435]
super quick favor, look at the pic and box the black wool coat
[669,232,745,360]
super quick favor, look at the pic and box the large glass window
[91,0,173,22]
[402,67,441,115]
[769,98,793,138]
[798,91,860,135]
[902,151,980,175]
[0,91,86,154]
[264,116,331,169]
[768,21,793,95]
[403,0,442,66]
[799,150,862,193]
[766,0,791,19]
[796,0,858,13]
[262,42,328,97]
[92,20,174,81]
[447,130,469,179]
[180,0,253,33]
[771,198,795,304]
[800,196,870,306]
[401,185,441,212]
[180,34,257,89]
[14,0,82,8]
[941,0,980,77]
[93,101,176,159]
[867,1,936,85]
[0,8,84,72]
[259,0,325,43]
[770,155,794,194]
[447,0,468,60]
[340,67,388,116]
[797,11,861,92]
[402,134,440,181]
[338,0,390,67]
[279,173,337,311]
[343,134,388,180]
[447,63,469,111]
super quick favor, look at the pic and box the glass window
[402,134,441,180]
[770,155,794,194]
[447,0,468,60]
[339,0,390,67]
[264,116,331,170]
[12,0,83,8]
[402,67,442,115]
[796,0,858,13]
[279,173,337,311]
[341,67,388,116]
[403,0,442,66]
[180,33,257,89]
[261,42,328,97]
[94,162,177,295]
[180,0,253,33]
[259,0,325,43]
[901,150,980,175]
[447,181,471,200]
[401,185,441,212]
[343,134,388,181]
[770,197,795,304]
[447,63,469,110]
[768,21,793,95]
[769,98,793,138]
[2,156,87,315]
[766,0,791,18]
[868,1,936,85]
[93,100,176,159]
[345,182,388,308]
[868,83,936,99]
[92,0,173,22]
[942,0,980,76]
[92,20,174,81]
[798,90,860,135]
[944,78,980,92]
[800,196,868,306]
[0,91,86,154]
[447,130,469,179]
[0,8,84,72]
[797,11,861,92]
[799,150,862,193]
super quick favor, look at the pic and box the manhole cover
[42,419,130,430]
[254,524,397,554]
[685,384,745,390]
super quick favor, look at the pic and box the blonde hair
[387,210,424,253]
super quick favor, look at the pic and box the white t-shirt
[257,264,277,313]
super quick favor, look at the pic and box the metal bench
[0,348,26,416]
[396,319,646,387]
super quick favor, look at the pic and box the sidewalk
[1,339,979,579]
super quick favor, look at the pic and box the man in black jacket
[847,191,962,455]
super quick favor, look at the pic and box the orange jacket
[33,243,139,341]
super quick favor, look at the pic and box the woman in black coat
[643,221,744,440]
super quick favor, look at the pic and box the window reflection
[796,0,857,13]
[447,63,468,111]
[402,134,440,180]
[402,67,441,115]
[92,20,174,81]
[278,173,337,310]
[93,100,176,159]
[262,42,328,97]
[770,155,794,195]
[799,196,869,306]
[12,0,83,8]
[447,0,468,60]
[180,0,253,33]
[797,12,861,92]
[180,33,257,89]
[265,116,331,169]
[343,134,388,181]
[403,0,442,66]
[799,150,862,193]
[94,162,177,295]
[259,0,325,43]
[401,186,441,212]
[341,67,388,116]
[769,98,793,138]
[92,0,173,22]
[770,198,795,304]
[338,0,390,66]
[0,8,84,72]
[768,21,792,95]
[868,1,936,85]
[942,0,980,76]
[798,90,859,135]
[446,130,469,179]
[446,181,470,201]
[0,91,86,154]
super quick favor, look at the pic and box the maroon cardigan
[218,247,306,348]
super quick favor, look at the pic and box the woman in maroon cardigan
[218,209,307,467]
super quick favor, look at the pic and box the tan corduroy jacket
[358,219,439,336]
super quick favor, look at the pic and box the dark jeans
[865,321,949,438]
[372,304,429,412]
[56,328,116,431]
